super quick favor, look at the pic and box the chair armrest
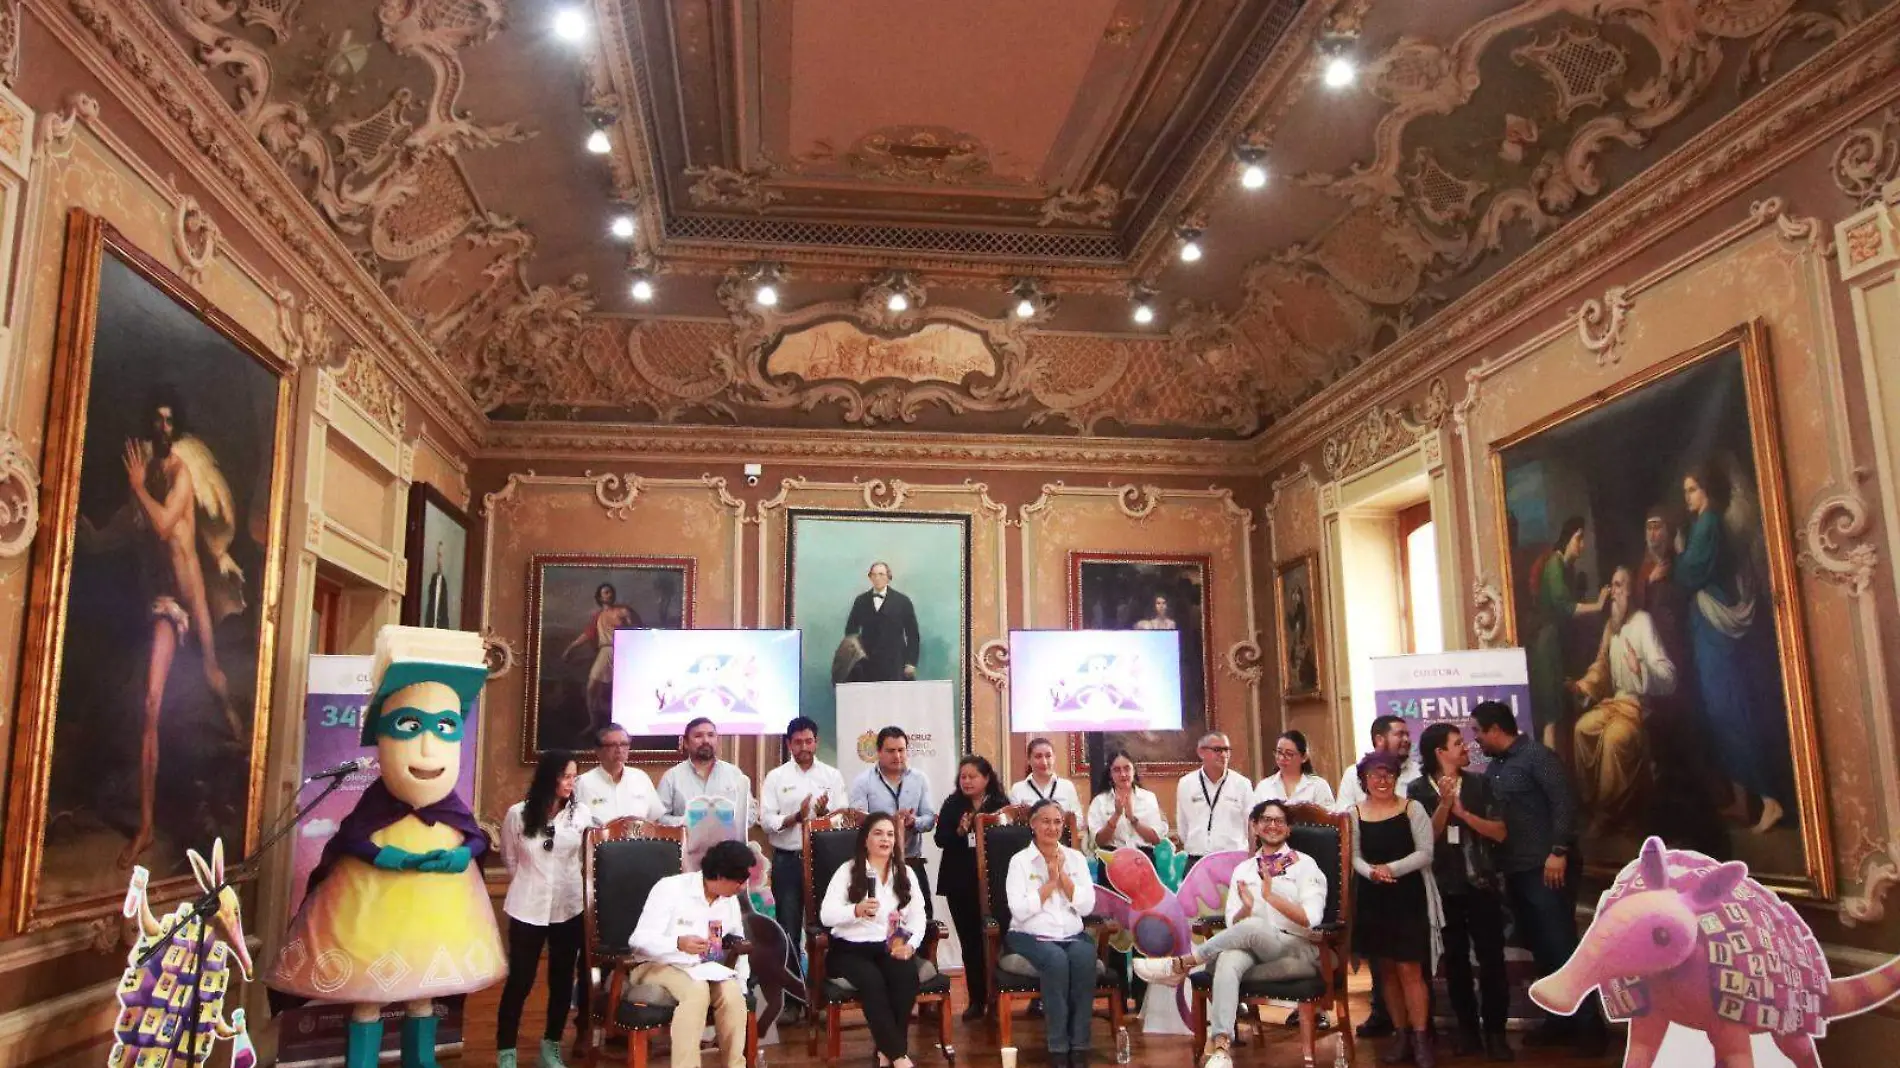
[1313,921,1344,934]
[921,920,947,962]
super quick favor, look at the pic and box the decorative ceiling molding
[1320,377,1449,480]
[53,0,486,448]
[0,0,20,87]
[1573,284,1634,366]
[333,348,406,440]
[1255,0,1900,472]
[1833,106,1900,207]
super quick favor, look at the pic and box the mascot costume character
[267,626,504,1068]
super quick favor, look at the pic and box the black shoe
[961,1003,986,1022]
[1451,1030,1482,1056]
[1357,1014,1396,1039]
[1027,998,1044,1018]
[1483,1033,1515,1061]
[1521,1023,1570,1048]
[1048,1053,1070,1068]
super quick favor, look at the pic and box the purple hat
[1355,749,1403,787]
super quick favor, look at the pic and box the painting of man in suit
[840,561,921,682]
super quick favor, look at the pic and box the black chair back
[806,824,861,927]
[589,825,683,956]
[977,804,1077,924]
[1285,803,1346,926]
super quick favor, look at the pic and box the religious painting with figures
[1068,553,1212,774]
[525,554,694,763]
[1492,323,1829,897]
[6,213,293,927]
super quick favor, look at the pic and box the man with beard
[80,386,246,867]
[1569,566,1677,836]
[657,717,755,830]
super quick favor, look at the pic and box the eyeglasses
[1257,816,1289,826]
[1274,749,1301,759]
[1201,745,1231,753]
[599,742,631,751]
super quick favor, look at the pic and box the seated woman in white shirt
[497,750,600,1068]
[1009,736,1082,814]
[627,840,754,1068]
[1006,799,1101,1068]
[1085,748,1167,860]
[1251,730,1336,811]
[818,811,928,1068]
[1136,799,1328,1068]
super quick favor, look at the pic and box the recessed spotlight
[1132,303,1156,325]
[553,8,589,42]
[755,284,779,307]
[609,215,635,239]
[1014,298,1037,319]
[887,292,909,312]
[629,277,655,302]
[1240,163,1268,189]
[1179,239,1203,263]
[586,129,611,154]
[1323,56,1356,88]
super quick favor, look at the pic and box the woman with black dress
[935,755,1010,1020]
[1351,750,1442,1067]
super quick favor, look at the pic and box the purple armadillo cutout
[1531,837,1900,1067]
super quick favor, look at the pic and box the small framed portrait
[1067,552,1212,774]
[402,483,470,630]
[1275,554,1323,699]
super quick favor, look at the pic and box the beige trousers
[627,962,746,1068]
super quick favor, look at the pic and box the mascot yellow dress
[267,627,504,1068]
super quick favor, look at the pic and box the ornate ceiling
[150,0,1890,440]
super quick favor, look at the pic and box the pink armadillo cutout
[1531,837,1900,1068]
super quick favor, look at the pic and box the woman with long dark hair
[496,749,599,1068]
[935,755,1010,1019]
[819,811,926,1068]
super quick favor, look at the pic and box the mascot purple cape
[266,627,504,1068]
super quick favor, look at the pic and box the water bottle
[1115,1025,1131,1064]
[1333,1033,1350,1067]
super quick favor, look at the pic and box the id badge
[967,833,976,848]
[1448,825,1462,845]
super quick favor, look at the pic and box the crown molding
[1252,3,1900,472]
[478,420,1259,478]
[40,0,488,451]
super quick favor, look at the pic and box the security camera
[743,462,763,488]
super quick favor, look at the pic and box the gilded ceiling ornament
[0,0,18,87]
[1471,581,1504,646]
[1224,638,1265,684]
[685,165,783,212]
[0,428,40,559]
[238,0,303,43]
[1036,184,1124,227]
[856,270,927,331]
[467,275,597,413]
[1833,108,1900,208]
[481,630,516,680]
[1510,27,1628,121]
[831,126,992,185]
[1404,147,1489,227]
[336,347,407,438]
[975,639,1010,688]
[592,472,643,520]
[37,93,98,158]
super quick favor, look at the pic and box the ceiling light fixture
[1129,282,1159,327]
[1176,224,1205,264]
[1015,297,1038,319]
[1007,278,1055,323]
[586,129,611,154]
[754,283,779,307]
[553,8,589,42]
[1235,141,1270,190]
[609,214,635,239]
[887,292,909,313]
[1132,302,1156,325]
[629,275,655,302]
[1241,163,1268,189]
[1323,55,1356,88]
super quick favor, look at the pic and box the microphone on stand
[302,757,374,784]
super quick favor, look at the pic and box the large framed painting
[1276,553,1322,700]
[525,553,695,763]
[5,211,294,929]
[1492,322,1830,897]
[402,482,469,630]
[1068,553,1212,775]
[784,510,971,764]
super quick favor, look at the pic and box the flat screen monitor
[611,629,801,736]
[1007,629,1183,733]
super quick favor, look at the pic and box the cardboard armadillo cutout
[1531,837,1900,1067]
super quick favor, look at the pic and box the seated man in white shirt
[627,840,754,1068]
[1136,800,1327,1068]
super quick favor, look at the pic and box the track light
[755,283,779,307]
[553,8,589,42]
[1323,56,1356,88]
[610,215,635,239]
[586,129,611,154]
[1014,298,1037,319]
[1006,278,1054,323]
[1176,224,1205,264]
[1129,282,1158,326]
[1132,302,1156,325]
[887,292,909,313]
[1241,163,1268,189]
[629,275,655,302]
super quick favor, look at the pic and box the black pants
[828,938,922,1059]
[944,887,988,1007]
[907,857,935,924]
[1506,861,1604,1036]
[1440,888,1509,1035]
[498,914,583,1050]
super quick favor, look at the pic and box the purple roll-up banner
[277,655,479,1065]
[1369,648,1530,772]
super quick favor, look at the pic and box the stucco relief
[1831,106,1900,207]
[0,428,38,560]
[1321,377,1449,480]
[1266,462,1318,562]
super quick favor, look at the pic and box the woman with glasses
[496,749,599,1068]
[1351,750,1442,1067]
[1251,730,1335,810]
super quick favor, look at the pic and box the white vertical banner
[835,680,962,971]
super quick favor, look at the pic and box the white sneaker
[1133,957,1187,987]
[1201,1047,1233,1068]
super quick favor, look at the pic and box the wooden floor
[458,961,1624,1068]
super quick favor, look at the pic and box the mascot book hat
[359,626,489,744]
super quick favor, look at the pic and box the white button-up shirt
[1251,770,1337,811]
[656,759,754,829]
[1334,757,1421,812]
[1225,848,1329,934]
[1007,843,1097,941]
[500,800,599,925]
[1175,768,1254,856]
[1085,787,1168,851]
[576,765,660,824]
[1008,774,1082,815]
[629,872,752,983]
[817,861,927,949]
[759,759,849,852]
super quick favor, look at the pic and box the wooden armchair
[975,804,1126,1052]
[801,809,955,1059]
[1187,802,1354,1063]
[582,818,759,1068]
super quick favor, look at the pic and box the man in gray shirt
[657,716,754,831]
[847,725,938,922]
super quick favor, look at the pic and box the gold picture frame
[1274,553,1323,701]
[1488,321,1831,900]
[3,211,294,930]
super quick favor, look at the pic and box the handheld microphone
[303,757,374,784]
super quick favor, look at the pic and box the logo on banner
[857,731,878,763]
